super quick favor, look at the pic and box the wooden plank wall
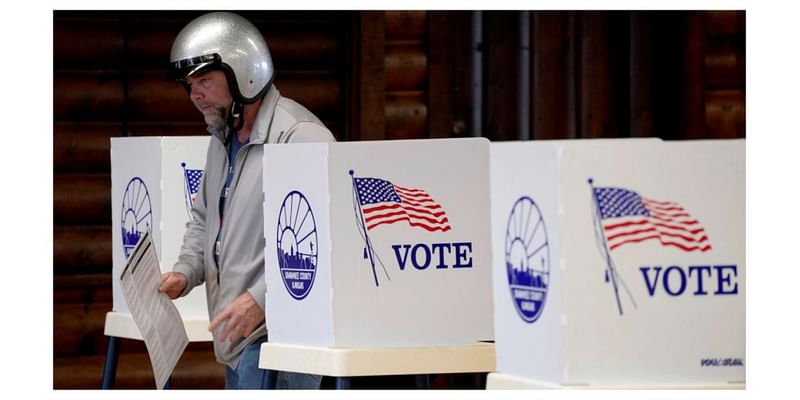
[427,10,745,140]
[53,10,744,389]
[385,11,428,139]
[351,11,429,140]
[703,11,746,138]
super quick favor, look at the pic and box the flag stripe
[644,204,686,213]
[608,233,712,252]
[608,233,661,250]
[395,185,428,195]
[649,209,692,219]
[641,200,682,211]
[605,224,709,244]
[605,225,657,242]
[396,190,434,201]
[651,221,707,237]
[365,209,449,227]
[364,206,450,226]
[651,225,708,243]
[603,218,650,231]
[649,214,700,226]
[395,195,443,209]
[605,218,709,240]
[641,198,678,207]
[367,215,452,232]
[362,203,446,216]
[605,222,703,241]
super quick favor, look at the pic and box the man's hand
[208,291,265,343]
[158,272,188,299]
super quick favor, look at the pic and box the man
[158,12,334,389]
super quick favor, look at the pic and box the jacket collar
[206,84,280,145]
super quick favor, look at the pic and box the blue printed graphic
[120,177,153,259]
[276,191,318,300]
[181,162,204,219]
[505,196,550,323]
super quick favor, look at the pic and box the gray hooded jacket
[173,85,335,369]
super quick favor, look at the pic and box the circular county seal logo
[120,177,153,259]
[276,191,318,300]
[505,196,550,323]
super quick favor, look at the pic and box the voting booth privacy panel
[490,139,745,386]
[111,137,210,320]
[263,138,494,347]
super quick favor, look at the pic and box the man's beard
[203,105,228,129]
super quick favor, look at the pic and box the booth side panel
[490,142,565,382]
[111,137,163,315]
[263,143,335,346]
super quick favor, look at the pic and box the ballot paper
[120,230,189,389]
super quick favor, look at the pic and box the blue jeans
[224,337,322,389]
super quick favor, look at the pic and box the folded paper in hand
[120,230,189,389]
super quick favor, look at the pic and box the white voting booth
[108,136,212,341]
[488,138,745,388]
[258,138,496,386]
[262,138,494,347]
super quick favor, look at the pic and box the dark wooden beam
[532,12,573,139]
[349,11,386,140]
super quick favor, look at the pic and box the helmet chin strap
[225,100,245,142]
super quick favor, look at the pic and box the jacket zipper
[216,138,252,285]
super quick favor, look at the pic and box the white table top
[258,341,496,377]
[485,372,746,390]
[103,311,213,342]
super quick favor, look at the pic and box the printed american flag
[354,177,451,232]
[593,187,711,252]
[184,168,204,204]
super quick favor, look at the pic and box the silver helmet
[168,12,274,104]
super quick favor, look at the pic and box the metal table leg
[415,374,431,389]
[100,336,120,389]
[264,369,278,389]
[335,376,351,389]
